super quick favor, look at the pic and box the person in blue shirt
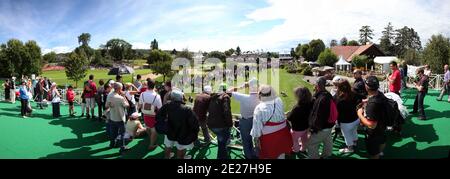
[19,81,30,118]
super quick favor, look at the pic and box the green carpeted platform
[0,89,449,159]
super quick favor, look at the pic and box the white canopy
[335,56,352,71]
[374,56,398,64]
[336,56,351,65]
[374,56,399,73]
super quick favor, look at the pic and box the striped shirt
[250,97,285,138]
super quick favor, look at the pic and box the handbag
[142,93,157,115]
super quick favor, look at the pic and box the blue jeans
[239,117,256,159]
[211,128,231,159]
[109,121,125,149]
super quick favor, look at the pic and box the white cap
[109,80,115,85]
[332,76,343,84]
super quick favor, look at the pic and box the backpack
[328,99,338,125]
[383,97,403,127]
[141,93,157,116]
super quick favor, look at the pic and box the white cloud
[131,42,149,49]
[241,0,450,50]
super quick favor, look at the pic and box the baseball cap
[316,77,327,89]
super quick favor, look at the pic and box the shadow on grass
[48,116,105,139]
[40,146,120,159]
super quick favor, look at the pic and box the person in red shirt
[388,61,402,95]
[84,75,97,119]
[66,86,76,117]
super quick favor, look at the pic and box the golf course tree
[352,55,369,68]
[24,40,43,76]
[78,33,91,46]
[302,39,325,62]
[236,46,242,56]
[330,39,338,47]
[423,34,450,74]
[43,52,57,64]
[105,38,133,62]
[148,49,173,81]
[359,25,374,45]
[65,51,89,88]
[317,49,338,67]
[394,26,422,59]
[224,48,235,57]
[340,37,348,46]
[75,33,95,64]
[151,39,159,50]
[0,39,43,77]
[379,22,396,56]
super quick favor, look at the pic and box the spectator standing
[437,65,450,102]
[287,87,313,154]
[106,82,130,154]
[207,83,232,159]
[357,76,387,159]
[411,69,429,120]
[157,90,199,159]
[388,61,402,96]
[193,86,212,146]
[307,77,336,159]
[138,78,162,151]
[251,85,292,159]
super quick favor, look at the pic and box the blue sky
[1,0,449,54]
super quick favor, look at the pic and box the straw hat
[258,85,277,102]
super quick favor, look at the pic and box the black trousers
[413,91,427,118]
[97,101,103,118]
[20,99,28,116]
[52,102,60,118]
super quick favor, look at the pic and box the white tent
[335,56,352,71]
[374,56,399,73]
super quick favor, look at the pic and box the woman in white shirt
[50,83,61,118]
[250,85,292,159]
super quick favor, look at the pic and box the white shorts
[164,136,193,151]
[85,98,96,108]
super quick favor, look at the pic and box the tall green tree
[147,49,173,81]
[340,37,348,46]
[78,33,91,46]
[317,49,338,66]
[43,52,57,64]
[236,46,241,56]
[380,22,395,55]
[151,39,159,50]
[394,26,422,58]
[330,39,338,47]
[294,43,302,59]
[359,25,374,45]
[105,39,133,61]
[224,48,235,57]
[306,39,325,62]
[0,39,43,77]
[24,40,42,76]
[65,51,89,87]
[423,34,450,74]
[299,44,310,59]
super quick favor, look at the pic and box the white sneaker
[379,152,384,156]
[22,116,28,118]
[339,148,354,153]
[184,155,192,159]
[170,152,175,158]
